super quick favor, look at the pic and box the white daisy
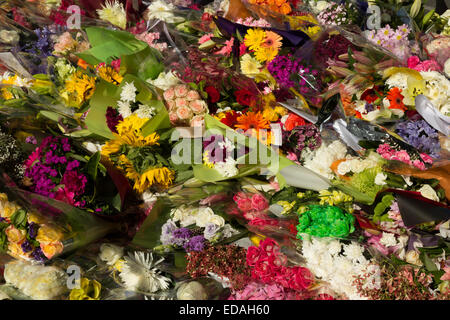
[97,0,127,29]
[135,105,156,119]
[120,251,171,293]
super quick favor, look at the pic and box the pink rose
[169,112,178,123]
[236,198,252,212]
[412,159,426,170]
[175,97,188,108]
[251,194,269,211]
[163,87,175,101]
[166,100,176,110]
[189,100,207,114]
[176,106,193,120]
[186,90,200,101]
[286,152,298,161]
[259,238,280,257]
[174,84,189,98]
[190,115,204,127]
[246,246,263,267]
[420,153,433,164]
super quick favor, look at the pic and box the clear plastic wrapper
[0,179,117,264]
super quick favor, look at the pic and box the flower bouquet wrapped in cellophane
[0,178,117,264]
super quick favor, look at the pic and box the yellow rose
[27,212,45,224]
[5,225,26,243]
[36,225,64,243]
[69,278,101,300]
[40,241,64,259]
[7,242,30,259]
[1,203,19,219]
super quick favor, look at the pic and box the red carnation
[205,86,220,103]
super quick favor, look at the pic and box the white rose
[418,184,440,202]
[439,220,450,239]
[207,215,225,228]
[99,244,124,266]
[405,250,423,266]
[194,207,215,228]
[176,281,208,300]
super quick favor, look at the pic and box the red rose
[205,86,220,103]
[235,88,256,107]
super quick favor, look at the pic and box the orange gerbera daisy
[386,87,407,111]
[235,111,270,132]
[262,31,282,51]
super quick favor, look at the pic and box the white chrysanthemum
[146,0,183,23]
[120,251,171,293]
[343,243,365,262]
[379,232,398,247]
[147,71,180,91]
[444,58,450,78]
[4,261,68,300]
[327,239,342,256]
[374,172,387,186]
[97,0,127,29]
[120,81,137,103]
[218,138,235,152]
[303,140,348,179]
[117,100,132,118]
[214,157,238,178]
[135,105,156,119]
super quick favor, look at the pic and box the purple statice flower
[106,107,123,134]
[21,240,33,253]
[28,222,38,239]
[183,235,206,252]
[395,119,441,158]
[32,247,46,262]
[204,223,220,240]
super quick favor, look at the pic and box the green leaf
[422,9,435,26]
[86,151,101,182]
[420,252,438,271]
[11,209,27,229]
[111,193,122,211]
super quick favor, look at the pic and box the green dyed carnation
[296,205,355,239]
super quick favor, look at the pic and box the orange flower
[235,111,270,131]
[387,87,407,111]
[279,3,292,14]
[262,31,282,51]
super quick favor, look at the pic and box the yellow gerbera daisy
[240,54,262,77]
[244,28,266,51]
[254,46,278,63]
[64,71,96,107]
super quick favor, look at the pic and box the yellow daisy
[254,47,278,63]
[97,65,123,85]
[244,28,266,51]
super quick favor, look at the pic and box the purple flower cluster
[395,119,441,159]
[160,220,206,252]
[24,136,87,206]
[282,124,322,160]
[267,54,321,99]
[267,55,302,88]
[31,247,46,263]
[183,235,206,252]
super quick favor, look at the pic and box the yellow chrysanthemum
[240,54,262,77]
[254,46,278,63]
[64,71,96,107]
[96,0,127,29]
[119,155,175,193]
[97,65,123,85]
[244,28,266,51]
